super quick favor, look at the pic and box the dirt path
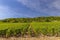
[0,37,60,40]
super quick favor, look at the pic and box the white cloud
[17,0,60,16]
[0,0,60,18]
[51,0,60,10]
[0,5,17,19]
[0,5,32,19]
[17,0,41,11]
[17,0,50,12]
[0,5,10,14]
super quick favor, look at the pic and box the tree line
[0,16,60,23]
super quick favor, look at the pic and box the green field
[0,22,60,37]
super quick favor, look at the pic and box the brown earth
[0,37,60,40]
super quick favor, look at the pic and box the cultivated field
[0,22,60,40]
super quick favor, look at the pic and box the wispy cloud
[0,5,10,18]
[17,0,41,11]
[17,0,60,16]
[0,5,17,19]
[0,5,32,19]
[51,0,60,10]
[0,0,60,19]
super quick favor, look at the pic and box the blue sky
[0,0,60,19]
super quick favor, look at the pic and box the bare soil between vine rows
[0,36,60,40]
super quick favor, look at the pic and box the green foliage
[0,22,60,37]
[1,16,60,23]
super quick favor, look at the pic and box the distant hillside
[0,16,60,23]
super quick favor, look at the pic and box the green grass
[0,22,60,37]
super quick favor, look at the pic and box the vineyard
[0,22,60,38]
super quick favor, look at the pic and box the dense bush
[1,16,60,23]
